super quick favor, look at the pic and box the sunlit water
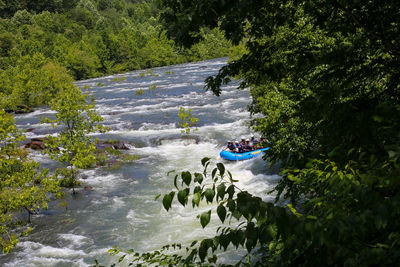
[0,58,280,266]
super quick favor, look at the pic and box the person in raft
[250,134,259,146]
[226,141,237,152]
[236,140,244,153]
[240,137,247,151]
[244,139,252,152]
[225,136,268,153]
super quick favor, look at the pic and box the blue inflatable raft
[220,147,270,161]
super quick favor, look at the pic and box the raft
[220,147,270,161]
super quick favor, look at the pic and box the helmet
[246,139,250,141]
[241,136,245,140]
[235,141,239,144]
[250,134,254,137]
[227,140,232,143]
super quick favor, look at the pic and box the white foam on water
[96,97,129,103]
[58,234,93,248]
[83,173,125,190]
[5,257,89,267]
[138,122,177,131]
[15,108,55,118]
[112,197,127,209]
[3,58,279,267]
[126,210,151,226]
[3,241,89,267]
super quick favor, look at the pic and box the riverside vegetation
[105,0,400,266]
[0,0,233,112]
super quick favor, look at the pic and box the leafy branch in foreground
[107,153,400,266]
[108,158,288,266]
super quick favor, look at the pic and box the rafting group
[220,135,270,161]
[225,135,268,153]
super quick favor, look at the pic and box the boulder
[24,138,46,150]
[96,140,130,150]
[111,141,130,150]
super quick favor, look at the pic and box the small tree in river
[178,106,198,134]
[43,85,106,194]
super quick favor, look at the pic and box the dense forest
[0,0,232,111]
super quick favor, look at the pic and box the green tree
[43,86,106,194]
[0,110,61,253]
[121,0,400,265]
[0,54,74,110]
[178,106,198,135]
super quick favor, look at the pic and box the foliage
[94,147,140,169]
[146,0,400,265]
[0,110,61,253]
[110,75,126,82]
[42,86,106,194]
[0,54,74,110]
[178,106,198,135]
[135,88,144,95]
[0,0,234,111]
[148,83,157,91]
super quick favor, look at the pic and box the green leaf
[227,170,233,181]
[167,170,176,176]
[227,199,236,212]
[198,240,208,261]
[216,183,226,201]
[203,162,210,176]
[200,210,211,228]
[193,186,202,194]
[154,194,161,200]
[217,162,225,177]
[181,171,191,186]
[232,210,241,220]
[174,174,179,189]
[201,157,210,166]
[192,192,201,207]
[178,188,189,206]
[211,168,217,179]
[227,185,235,199]
[219,234,230,250]
[217,205,227,223]
[204,188,215,203]
[192,192,201,208]
[194,173,204,184]
[162,192,175,211]
[119,254,126,262]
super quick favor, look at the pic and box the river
[0,58,280,266]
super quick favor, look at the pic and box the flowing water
[0,58,280,266]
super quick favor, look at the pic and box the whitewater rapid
[0,58,279,266]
